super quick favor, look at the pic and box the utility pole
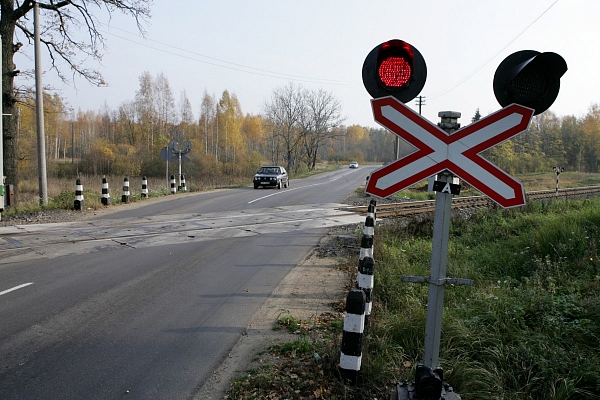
[34,2,48,206]
[415,95,426,115]
[395,95,426,160]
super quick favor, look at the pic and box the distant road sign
[160,147,174,162]
[365,97,534,208]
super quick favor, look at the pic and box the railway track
[345,186,600,217]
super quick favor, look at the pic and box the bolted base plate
[391,381,461,400]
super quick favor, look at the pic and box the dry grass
[11,175,174,212]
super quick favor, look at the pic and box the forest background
[14,70,600,195]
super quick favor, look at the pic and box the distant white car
[349,161,359,169]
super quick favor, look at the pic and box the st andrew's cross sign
[365,97,535,208]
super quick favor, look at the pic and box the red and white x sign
[365,97,534,208]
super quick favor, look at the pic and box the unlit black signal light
[362,39,427,103]
[493,50,567,115]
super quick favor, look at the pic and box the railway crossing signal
[362,39,427,103]
[494,50,567,115]
[365,97,533,208]
[360,38,567,400]
[362,41,568,205]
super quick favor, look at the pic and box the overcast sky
[15,0,599,129]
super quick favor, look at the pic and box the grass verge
[228,196,600,399]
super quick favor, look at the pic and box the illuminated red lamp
[362,39,426,102]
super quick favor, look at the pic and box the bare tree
[1,0,151,199]
[262,82,305,171]
[301,88,345,170]
[264,83,345,171]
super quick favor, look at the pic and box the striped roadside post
[170,175,177,194]
[74,178,84,211]
[359,234,373,261]
[141,176,148,198]
[339,288,366,384]
[357,256,375,328]
[180,174,186,192]
[367,199,377,219]
[364,214,375,236]
[101,176,110,205]
[357,202,376,328]
[121,177,130,203]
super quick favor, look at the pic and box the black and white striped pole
[357,256,374,328]
[74,178,84,211]
[180,174,186,192]
[141,176,148,198]
[552,166,564,194]
[170,175,177,194]
[121,177,130,203]
[358,201,376,327]
[368,199,377,219]
[364,214,375,237]
[339,288,366,384]
[359,234,373,261]
[101,176,110,205]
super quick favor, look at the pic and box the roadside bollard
[364,215,375,237]
[339,288,366,384]
[141,176,148,198]
[180,174,186,192]
[170,175,177,194]
[357,256,375,328]
[359,235,373,261]
[368,199,377,218]
[121,177,130,203]
[101,176,110,205]
[74,178,84,211]
[359,202,377,328]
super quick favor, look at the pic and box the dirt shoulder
[192,227,358,399]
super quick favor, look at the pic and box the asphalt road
[0,166,376,400]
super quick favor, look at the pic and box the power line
[98,0,560,93]
[98,23,357,86]
[430,0,560,100]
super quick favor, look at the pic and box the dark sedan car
[253,166,289,189]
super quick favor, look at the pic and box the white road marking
[0,282,34,296]
[248,170,359,204]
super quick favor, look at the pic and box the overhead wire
[98,0,559,93]
[98,23,357,86]
[429,0,560,100]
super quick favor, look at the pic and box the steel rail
[345,186,600,217]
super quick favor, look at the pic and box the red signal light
[362,39,426,103]
[378,57,412,87]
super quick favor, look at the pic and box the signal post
[360,39,567,400]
